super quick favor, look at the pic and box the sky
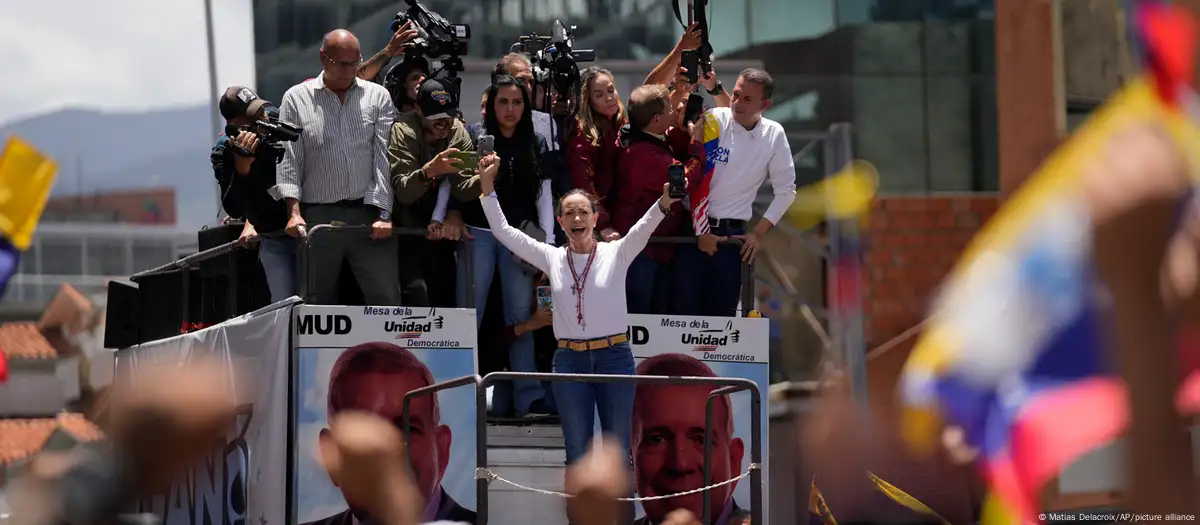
[0,0,256,126]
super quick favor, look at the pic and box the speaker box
[132,267,203,341]
[195,223,272,324]
[104,280,140,348]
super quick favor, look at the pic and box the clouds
[0,0,256,125]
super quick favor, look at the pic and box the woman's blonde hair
[574,67,626,146]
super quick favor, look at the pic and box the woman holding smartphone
[454,75,556,417]
[474,146,683,485]
[566,66,628,242]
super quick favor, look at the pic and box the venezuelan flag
[899,4,1200,523]
[808,476,837,525]
[689,110,723,235]
[807,472,949,524]
[0,135,58,382]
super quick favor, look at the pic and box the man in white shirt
[673,68,797,317]
[271,29,400,305]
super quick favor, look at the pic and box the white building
[5,223,195,313]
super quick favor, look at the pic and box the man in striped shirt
[271,29,401,305]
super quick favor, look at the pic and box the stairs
[485,424,569,524]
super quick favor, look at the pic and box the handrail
[474,371,762,525]
[703,384,760,525]
[129,229,292,279]
[297,223,757,315]
[400,374,482,467]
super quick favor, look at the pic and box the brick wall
[864,195,1000,347]
[858,194,999,406]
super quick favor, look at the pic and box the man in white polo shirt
[673,68,797,317]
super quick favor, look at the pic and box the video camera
[389,0,471,100]
[233,111,303,161]
[511,20,595,106]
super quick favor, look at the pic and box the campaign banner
[628,314,771,525]
[291,305,479,525]
[115,301,294,525]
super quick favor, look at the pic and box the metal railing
[296,224,756,314]
[120,221,760,340]
[400,374,482,466]
[128,229,291,331]
[474,371,763,525]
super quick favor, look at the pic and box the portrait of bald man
[270,28,402,306]
[632,353,747,525]
[301,342,475,525]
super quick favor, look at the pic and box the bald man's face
[319,370,450,513]
[320,33,362,91]
[633,385,744,522]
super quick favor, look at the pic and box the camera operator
[357,20,420,83]
[615,83,706,314]
[212,86,295,302]
[381,55,430,114]
[270,29,401,306]
[387,78,471,307]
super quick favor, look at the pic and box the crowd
[212,24,798,420]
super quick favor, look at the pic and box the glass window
[86,239,129,276]
[40,239,83,275]
[18,243,38,275]
[132,240,176,272]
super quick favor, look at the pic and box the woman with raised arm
[475,148,683,468]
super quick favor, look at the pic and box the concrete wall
[0,358,80,417]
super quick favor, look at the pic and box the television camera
[511,20,595,112]
[232,109,302,162]
[388,0,471,101]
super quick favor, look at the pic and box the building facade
[6,223,195,314]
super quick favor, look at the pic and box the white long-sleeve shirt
[697,107,797,226]
[480,193,666,339]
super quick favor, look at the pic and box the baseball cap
[219,86,269,121]
[417,79,461,120]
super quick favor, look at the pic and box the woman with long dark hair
[567,66,628,243]
[455,75,556,417]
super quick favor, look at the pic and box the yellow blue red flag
[899,3,1200,523]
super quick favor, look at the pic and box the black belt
[708,218,746,230]
[306,199,365,208]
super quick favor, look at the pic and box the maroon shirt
[566,127,623,232]
[613,127,705,262]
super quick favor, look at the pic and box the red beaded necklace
[566,242,598,329]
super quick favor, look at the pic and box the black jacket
[212,131,288,232]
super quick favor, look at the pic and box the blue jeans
[671,225,745,317]
[626,253,672,315]
[552,342,636,465]
[458,226,544,415]
[258,237,297,303]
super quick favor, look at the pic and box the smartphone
[478,134,495,155]
[684,93,705,125]
[668,164,686,199]
[448,150,479,171]
[680,50,700,84]
[536,286,553,310]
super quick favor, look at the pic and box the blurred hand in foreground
[565,436,631,525]
[320,411,424,525]
[107,356,237,494]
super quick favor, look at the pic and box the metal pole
[203,0,224,219]
[826,123,869,412]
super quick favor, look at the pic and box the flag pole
[204,0,223,221]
